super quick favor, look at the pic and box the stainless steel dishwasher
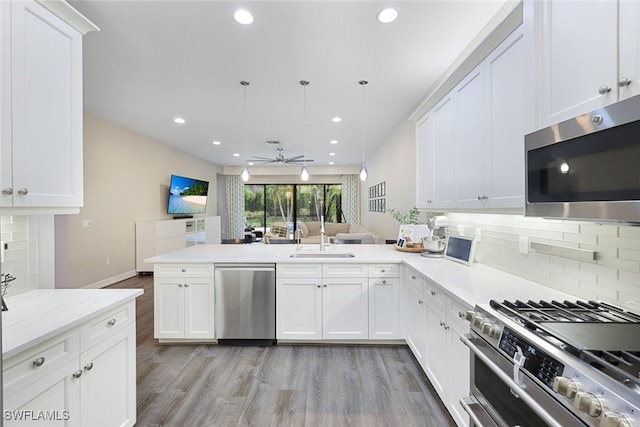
[214,264,276,345]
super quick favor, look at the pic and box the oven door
[460,334,586,427]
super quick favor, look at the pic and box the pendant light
[240,80,250,182]
[300,80,310,181]
[359,80,368,181]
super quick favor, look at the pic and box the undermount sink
[289,252,355,258]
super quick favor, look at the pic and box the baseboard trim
[82,270,138,289]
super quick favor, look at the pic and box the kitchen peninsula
[147,242,579,427]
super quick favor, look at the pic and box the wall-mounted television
[167,174,209,217]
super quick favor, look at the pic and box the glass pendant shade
[241,166,250,182]
[300,164,310,181]
[359,164,368,181]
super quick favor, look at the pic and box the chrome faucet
[319,201,327,251]
[1,273,15,311]
[294,228,303,250]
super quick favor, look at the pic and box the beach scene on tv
[168,175,209,214]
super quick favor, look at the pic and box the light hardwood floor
[109,274,456,427]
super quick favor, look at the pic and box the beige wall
[55,113,223,289]
[361,119,422,242]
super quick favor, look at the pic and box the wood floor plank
[108,274,456,427]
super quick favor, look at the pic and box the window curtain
[225,175,245,239]
[341,174,362,224]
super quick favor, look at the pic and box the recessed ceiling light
[234,9,253,25]
[212,140,221,145]
[329,161,334,165]
[377,8,398,23]
[174,117,185,124]
[330,140,338,144]
[331,117,342,123]
[233,153,240,157]
[329,152,336,156]
[248,161,254,166]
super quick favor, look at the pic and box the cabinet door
[536,0,618,126]
[415,112,435,208]
[1,2,10,206]
[368,278,400,339]
[4,358,81,427]
[406,284,426,366]
[154,278,185,339]
[183,277,215,339]
[322,278,368,340]
[485,28,525,209]
[9,0,84,207]
[431,94,455,208]
[619,0,640,100]
[447,321,471,427]
[276,278,322,340]
[424,303,447,400]
[80,324,136,427]
[454,65,486,208]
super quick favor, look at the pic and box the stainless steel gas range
[460,299,640,427]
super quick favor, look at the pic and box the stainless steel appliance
[421,215,449,258]
[525,94,640,223]
[214,264,276,345]
[461,299,640,427]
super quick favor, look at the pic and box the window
[245,184,342,237]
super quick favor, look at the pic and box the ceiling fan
[249,148,314,165]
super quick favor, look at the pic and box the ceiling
[71,0,509,170]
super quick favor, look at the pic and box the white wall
[55,113,223,289]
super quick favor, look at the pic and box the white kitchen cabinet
[415,112,434,208]
[526,0,639,128]
[430,94,456,208]
[0,0,97,211]
[154,264,215,341]
[447,298,472,427]
[277,276,323,340]
[136,216,221,273]
[3,300,137,427]
[405,268,427,367]
[368,263,401,340]
[322,277,369,340]
[424,282,448,398]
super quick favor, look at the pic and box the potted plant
[388,207,430,244]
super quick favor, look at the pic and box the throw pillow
[271,225,289,238]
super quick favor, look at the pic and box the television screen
[167,174,209,215]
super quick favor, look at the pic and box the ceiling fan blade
[250,156,275,161]
[284,155,304,162]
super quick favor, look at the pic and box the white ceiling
[71,0,509,169]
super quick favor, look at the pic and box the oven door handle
[459,397,499,427]
[460,334,562,427]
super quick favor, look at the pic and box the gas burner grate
[495,299,640,324]
[581,349,640,393]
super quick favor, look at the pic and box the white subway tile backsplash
[446,213,640,307]
[1,215,37,296]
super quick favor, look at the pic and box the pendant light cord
[241,81,249,165]
[360,80,368,167]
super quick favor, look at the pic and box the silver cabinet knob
[181,268,186,272]
[477,195,488,201]
[458,311,465,319]
[107,318,116,326]
[178,283,183,287]
[72,370,83,379]
[591,114,604,126]
[439,321,446,327]
[323,284,327,287]
[418,299,423,305]
[426,200,433,204]
[430,290,436,297]
[184,283,189,287]
[316,285,321,288]
[33,357,45,367]
[598,85,611,94]
[2,188,13,195]
[410,275,416,280]
[17,188,28,196]
[84,362,94,371]
[618,77,631,87]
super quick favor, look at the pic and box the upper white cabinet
[526,0,639,128]
[0,0,97,212]
[416,26,525,211]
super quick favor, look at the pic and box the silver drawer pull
[72,370,83,379]
[17,188,29,196]
[411,275,416,280]
[2,188,13,195]
[430,290,436,297]
[598,85,611,95]
[618,77,631,87]
[33,357,45,367]
[418,300,423,305]
[380,269,386,273]
[107,318,117,327]
[184,283,189,287]
[84,362,94,371]
[181,268,186,272]
[458,311,465,319]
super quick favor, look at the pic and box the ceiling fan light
[241,166,250,182]
[300,165,310,181]
[359,165,368,181]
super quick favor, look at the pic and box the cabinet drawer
[80,301,135,352]
[404,268,425,295]
[448,296,472,332]
[369,264,399,278]
[323,263,368,278]
[154,264,214,277]
[425,280,446,313]
[277,263,322,278]
[3,327,80,398]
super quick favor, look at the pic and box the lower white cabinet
[322,277,369,340]
[277,276,322,340]
[405,268,427,366]
[368,277,400,339]
[154,264,215,341]
[3,301,137,427]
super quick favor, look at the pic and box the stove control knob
[600,412,634,427]
[553,376,580,399]
[472,315,485,328]
[465,311,475,322]
[574,392,607,417]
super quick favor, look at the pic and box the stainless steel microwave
[525,95,640,224]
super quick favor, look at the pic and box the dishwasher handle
[214,264,275,272]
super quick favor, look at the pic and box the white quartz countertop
[2,288,143,359]
[147,243,578,308]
